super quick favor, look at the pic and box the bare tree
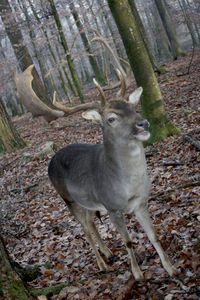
[69,2,106,84]
[0,0,53,107]
[107,0,180,144]
[0,96,25,154]
[154,0,186,59]
[49,0,85,103]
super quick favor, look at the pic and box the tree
[147,4,172,61]
[0,0,53,108]
[154,0,186,60]
[70,2,106,85]
[107,0,181,144]
[49,0,85,103]
[0,97,25,154]
[27,0,73,102]
[0,237,35,299]
[178,0,199,47]
[128,0,163,73]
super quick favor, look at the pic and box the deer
[48,71,178,280]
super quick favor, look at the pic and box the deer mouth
[134,129,150,141]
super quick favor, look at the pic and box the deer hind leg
[69,203,108,271]
[86,210,113,259]
[109,210,144,280]
[134,205,178,277]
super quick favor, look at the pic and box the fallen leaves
[0,50,200,299]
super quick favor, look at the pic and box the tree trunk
[0,97,26,154]
[107,0,181,144]
[70,2,106,85]
[0,0,53,108]
[49,0,85,103]
[178,0,199,47]
[148,6,172,61]
[154,0,186,60]
[0,236,34,299]
[27,0,73,101]
[128,0,163,73]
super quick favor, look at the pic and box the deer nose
[136,120,150,130]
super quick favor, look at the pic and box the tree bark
[147,6,172,61]
[0,97,26,154]
[27,0,73,101]
[0,236,34,299]
[107,0,181,144]
[178,0,199,47]
[128,0,163,73]
[154,0,186,60]
[70,2,106,85]
[49,0,85,103]
[0,0,53,108]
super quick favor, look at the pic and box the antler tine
[93,78,107,106]
[119,58,131,80]
[53,91,70,113]
[53,90,100,115]
[116,69,126,99]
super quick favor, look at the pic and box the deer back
[48,85,150,213]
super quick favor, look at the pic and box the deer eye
[108,117,116,123]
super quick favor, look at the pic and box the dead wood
[184,134,200,151]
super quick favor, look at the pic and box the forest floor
[0,50,200,300]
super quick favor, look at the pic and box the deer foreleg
[69,204,108,271]
[109,210,144,280]
[86,210,113,259]
[134,205,178,277]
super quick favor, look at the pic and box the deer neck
[103,134,145,173]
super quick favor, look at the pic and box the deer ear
[128,87,143,105]
[82,110,102,123]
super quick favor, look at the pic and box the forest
[0,0,200,299]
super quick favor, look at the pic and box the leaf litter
[0,50,200,299]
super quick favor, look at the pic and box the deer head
[82,70,150,143]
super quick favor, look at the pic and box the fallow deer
[48,72,178,280]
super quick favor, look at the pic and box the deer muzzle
[133,119,150,141]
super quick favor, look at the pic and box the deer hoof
[168,265,179,277]
[97,259,108,271]
[133,270,144,281]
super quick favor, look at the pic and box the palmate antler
[15,65,99,122]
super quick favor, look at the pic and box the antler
[92,69,126,105]
[119,58,132,81]
[116,69,126,99]
[93,78,107,106]
[15,65,99,121]
[91,33,132,88]
[15,65,64,122]
[91,36,127,79]
[53,91,100,115]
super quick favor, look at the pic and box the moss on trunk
[107,0,181,143]
[0,237,35,299]
[0,97,26,154]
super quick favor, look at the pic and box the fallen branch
[163,161,183,166]
[10,183,38,194]
[184,134,200,151]
[149,181,200,200]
